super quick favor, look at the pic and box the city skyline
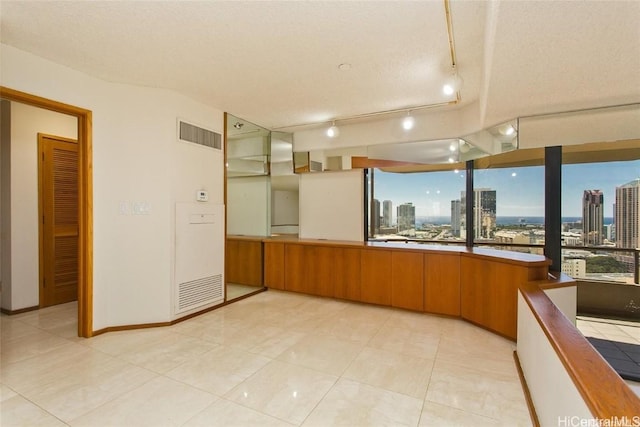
[373,160,640,219]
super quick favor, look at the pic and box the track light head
[327,121,340,138]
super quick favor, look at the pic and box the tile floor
[226,283,263,301]
[576,316,640,346]
[1,291,532,426]
[575,315,640,396]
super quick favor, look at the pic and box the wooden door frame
[1,86,93,337]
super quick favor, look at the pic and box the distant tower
[582,190,604,245]
[469,188,496,239]
[371,199,381,234]
[383,200,393,227]
[451,199,461,237]
[397,203,416,233]
[615,179,640,249]
[460,191,467,239]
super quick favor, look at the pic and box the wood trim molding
[92,287,268,336]
[0,305,40,315]
[513,351,540,427]
[537,273,578,290]
[351,156,425,169]
[1,86,94,337]
[519,280,640,418]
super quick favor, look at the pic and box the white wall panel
[299,170,363,242]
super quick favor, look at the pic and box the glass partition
[225,114,297,301]
[226,114,271,236]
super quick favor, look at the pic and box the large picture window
[368,169,465,242]
[472,166,544,249]
[561,159,640,284]
[368,155,639,286]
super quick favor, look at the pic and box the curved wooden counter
[262,237,550,340]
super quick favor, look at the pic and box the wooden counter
[226,236,263,287]
[262,237,551,340]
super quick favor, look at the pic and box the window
[473,166,545,254]
[561,159,640,285]
[368,168,465,242]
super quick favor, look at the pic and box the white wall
[227,176,270,236]
[517,292,592,425]
[271,190,298,226]
[544,286,577,326]
[0,44,224,329]
[299,170,364,242]
[1,102,77,311]
[519,104,640,149]
[271,189,299,235]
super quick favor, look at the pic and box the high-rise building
[397,202,416,233]
[451,199,461,237]
[561,258,586,278]
[460,188,497,239]
[371,199,381,235]
[615,178,640,249]
[604,224,615,241]
[582,190,604,245]
[382,200,392,227]
[476,189,497,239]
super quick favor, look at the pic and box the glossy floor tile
[1,291,533,426]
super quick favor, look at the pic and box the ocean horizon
[413,216,614,226]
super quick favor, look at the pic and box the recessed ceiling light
[338,63,352,71]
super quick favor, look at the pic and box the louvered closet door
[39,135,79,307]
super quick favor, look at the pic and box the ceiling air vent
[178,120,222,150]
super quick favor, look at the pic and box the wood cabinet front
[306,245,335,297]
[424,253,460,316]
[334,248,361,301]
[460,255,533,340]
[226,238,263,286]
[284,244,306,293]
[262,238,549,341]
[360,249,391,305]
[391,251,423,311]
[264,241,285,289]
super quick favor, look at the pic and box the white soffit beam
[518,104,640,149]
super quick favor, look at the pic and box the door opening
[1,86,93,337]
[38,134,79,307]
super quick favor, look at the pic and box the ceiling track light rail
[276,0,463,134]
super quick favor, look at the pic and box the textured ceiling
[1,1,639,131]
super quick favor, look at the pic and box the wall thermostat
[196,190,208,201]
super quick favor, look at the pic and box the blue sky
[373,159,640,218]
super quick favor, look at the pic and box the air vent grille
[176,274,223,313]
[179,120,222,149]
